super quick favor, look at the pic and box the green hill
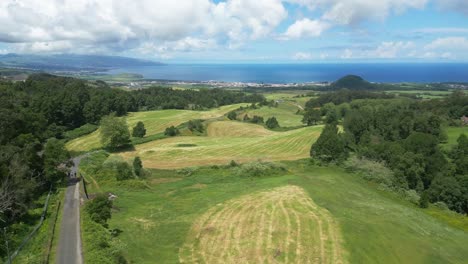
[331,75,375,90]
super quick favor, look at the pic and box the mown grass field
[239,105,304,127]
[118,121,323,169]
[66,103,248,152]
[179,185,346,264]
[78,155,468,264]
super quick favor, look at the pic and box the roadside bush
[85,194,112,226]
[235,161,286,178]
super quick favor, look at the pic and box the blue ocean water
[106,63,468,83]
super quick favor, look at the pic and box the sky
[0,0,467,63]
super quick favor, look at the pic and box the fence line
[44,199,61,264]
[6,188,52,264]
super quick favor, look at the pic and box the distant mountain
[0,53,163,71]
[331,75,375,90]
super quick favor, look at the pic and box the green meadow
[78,154,468,264]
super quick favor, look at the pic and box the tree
[43,138,70,183]
[164,126,180,137]
[451,134,468,175]
[310,124,347,162]
[132,121,146,138]
[133,157,143,176]
[325,109,339,124]
[302,109,321,126]
[227,111,237,120]
[266,117,280,129]
[250,115,264,124]
[85,194,112,226]
[100,113,131,150]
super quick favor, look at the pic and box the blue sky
[0,0,467,63]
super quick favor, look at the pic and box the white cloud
[283,0,427,25]
[0,0,288,54]
[283,19,329,39]
[425,37,468,51]
[292,52,312,60]
[341,49,353,59]
[371,41,415,58]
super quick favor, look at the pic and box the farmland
[78,155,468,264]
[66,103,249,152]
[118,121,323,169]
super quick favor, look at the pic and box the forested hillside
[304,90,468,214]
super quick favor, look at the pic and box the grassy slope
[443,126,468,149]
[118,122,323,169]
[78,158,468,264]
[66,103,249,152]
[241,105,303,127]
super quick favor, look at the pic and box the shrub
[227,111,237,120]
[229,160,239,167]
[85,194,112,226]
[266,117,280,129]
[235,161,286,178]
[133,156,143,176]
[103,156,134,181]
[164,126,180,136]
[344,156,396,188]
[403,189,420,205]
[187,119,204,133]
[132,121,146,138]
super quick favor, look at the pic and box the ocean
[106,63,468,83]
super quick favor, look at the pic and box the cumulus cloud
[283,19,329,39]
[0,0,287,54]
[292,52,312,60]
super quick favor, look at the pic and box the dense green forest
[0,74,264,238]
[306,90,468,214]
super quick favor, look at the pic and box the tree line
[308,90,468,214]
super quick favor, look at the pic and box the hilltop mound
[331,75,375,90]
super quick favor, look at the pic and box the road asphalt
[56,156,83,264]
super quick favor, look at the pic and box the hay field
[118,121,323,169]
[179,185,346,264]
[66,104,248,152]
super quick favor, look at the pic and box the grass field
[239,105,304,127]
[66,104,249,152]
[442,126,468,150]
[78,154,468,264]
[118,122,323,169]
[179,185,346,264]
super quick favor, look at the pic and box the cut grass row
[118,122,323,169]
[179,185,346,264]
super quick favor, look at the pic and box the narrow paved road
[56,156,83,264]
